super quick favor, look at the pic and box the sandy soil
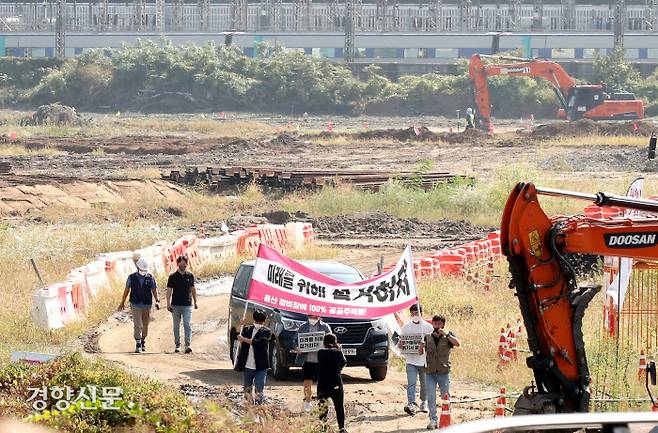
[91,247,496,432]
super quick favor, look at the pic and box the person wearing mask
[422,314,460,430]
[399,304,434,415]
[166,255,197,353]
[294,314,332,411]
[234,309,272,405]
[317,333,347,433]
[117,258,160,353]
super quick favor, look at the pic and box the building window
[552,48,575,59]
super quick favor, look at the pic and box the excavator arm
[501,182,658,414]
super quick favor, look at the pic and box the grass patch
[114,167,163,179]
[0,352,313,433]
[0,143,65,156]
[546,135,648,147]
[0,114,277,140]
[282,166,654,227]
[0,222,177,362]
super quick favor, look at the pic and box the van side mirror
[649,361,657,386]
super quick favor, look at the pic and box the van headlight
[282,317,305,331]
[371,319,388,332]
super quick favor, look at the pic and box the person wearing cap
[421,314,460,430]
[399,304,434,416]
[118,257,160,353]
[294,314,332,412]
[166,255,197,353]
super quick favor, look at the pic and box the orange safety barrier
[420,258,434,278]
[302,223,314,243]
[234,227,262,257]
[438,252,465,275]
[609,262,658,351]
[412,258,422,281]
[55,282,76,324]
[639,349,647,381]
[583,204,623,219]
[179,235,202,268]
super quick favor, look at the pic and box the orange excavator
[501,182,658,414]
[469,54,644,131]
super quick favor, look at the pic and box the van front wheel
[270,342,289,380]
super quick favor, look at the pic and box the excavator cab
[565,86,608,120]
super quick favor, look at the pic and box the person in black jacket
[317,333,347,433]
[234,309,272,405]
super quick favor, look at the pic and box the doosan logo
[604,232,658,248]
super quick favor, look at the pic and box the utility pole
[173,0,184,31]
[198,0,210,31]
[560,0,575,30]
[614,0,625,49]
[55,0,65,58]
[230,0,247,30]
[155,0,164,31]
[646,0,656,30]
[134,0,145,30]
[344,0,355,64]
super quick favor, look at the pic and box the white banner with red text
[248,244,418,319]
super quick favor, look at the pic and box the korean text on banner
[248,244,418,319]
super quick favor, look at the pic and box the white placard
[298,331,325,353]
[399,334,423,355]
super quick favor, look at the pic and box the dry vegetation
[418,263,650,411]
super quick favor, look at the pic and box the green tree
[591,48,641,91]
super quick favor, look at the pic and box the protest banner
[248,244,418,318]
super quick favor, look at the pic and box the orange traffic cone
[508,331,518,361]
[499,386,507,407]
[494,396,505,417]
[639,349,647,381]
[439,393,451,428]
[497,346,511,371]
[498,327,507,357]
[515,318,524,338]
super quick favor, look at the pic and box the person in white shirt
[398,304,434,416]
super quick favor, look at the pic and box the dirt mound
[21,103,84,126]
[311,212,493,241]
[266,133,301,146]
[531,119,656,138]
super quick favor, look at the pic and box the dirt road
[95,247,494,432]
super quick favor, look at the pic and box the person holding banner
[422,314,460,430]
[234,309,272,405]
[294,314,332,412]
[399,304,433,416]
[317,333,347,433]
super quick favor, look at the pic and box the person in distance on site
[234,309,272,405]
[422,314,460,430]
[465,107,475,130]
[294,314,332,412]
[399,304,434,416]
[117,257,160,353]
[317,333,348,433]
[166,255,197,353]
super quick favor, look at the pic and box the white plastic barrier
[82,260,111,298]
[31,286,64,330]
[285,222,306,250]
[132,244,167,277]
[99,251,137,285]
[198,235,238,262]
